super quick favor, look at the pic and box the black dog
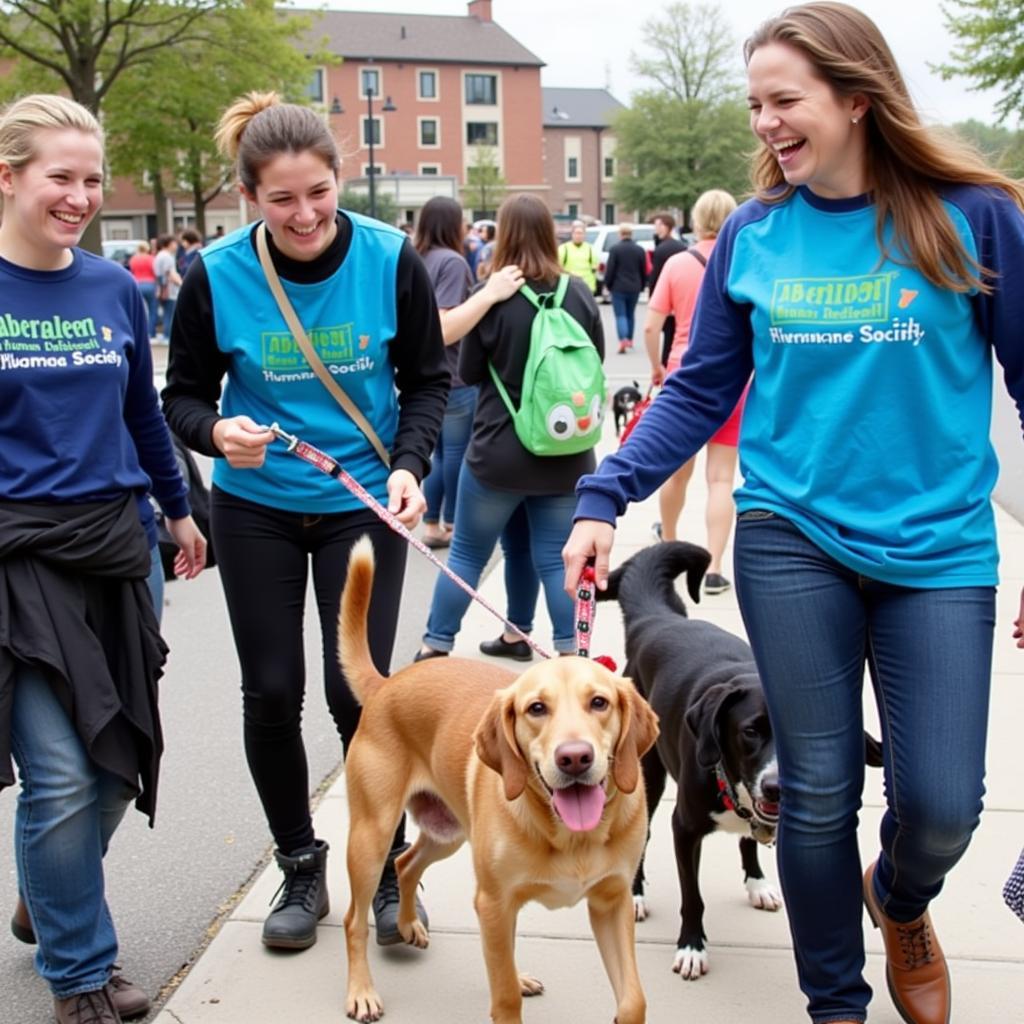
[599,541,882,981]
[612,381,643,435]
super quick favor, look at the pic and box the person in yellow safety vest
[557,220,598,294]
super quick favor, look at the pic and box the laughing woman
[0,93,204,1024]
[564,4,1024,1023]
[162,92,449,952]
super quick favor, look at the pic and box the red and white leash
[266,424,560,658]
[266,423,612,667]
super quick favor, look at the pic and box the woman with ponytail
[162,92,449,951]
[564,4,1024,1022]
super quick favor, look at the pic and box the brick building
[542,87,627,225]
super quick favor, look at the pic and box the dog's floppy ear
[474,689,528,801]
[612,680,660,794]
[685,682,744,770]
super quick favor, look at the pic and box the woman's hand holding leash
[563,519,615,596]
[166,515,207,579]
[212,415,275,469]
[387,469,425,529]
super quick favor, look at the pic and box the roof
[542,88,626,128]
[290,8,544,67]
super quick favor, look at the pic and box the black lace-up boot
[372,842,429,945]
[261,839,330,950]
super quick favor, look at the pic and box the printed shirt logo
[0,313,124,370]
[767,273,925,348]
[259,323,375,383]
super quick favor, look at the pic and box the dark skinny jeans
[211,487,408,856]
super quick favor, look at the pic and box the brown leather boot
[864,861,950,1024]
[54,987,122,1024]
[107,972,151,1020]
[11,896,35,944]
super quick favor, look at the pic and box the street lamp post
[365,78,396,222]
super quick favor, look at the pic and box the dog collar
[715,763,752,821]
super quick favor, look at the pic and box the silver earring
[851,116,860,124]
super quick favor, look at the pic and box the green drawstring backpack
[488,275,606,457]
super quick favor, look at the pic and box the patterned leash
[265,423,557,659]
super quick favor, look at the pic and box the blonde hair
[0,94,103,172]
[745,2,1024,294]
[215,91,339,194]
[692,190,737,239]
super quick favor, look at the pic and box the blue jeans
[611,290,640,342]
[11,545,162,997]
[423,384,477,526]
[137,281,157,338]
[733,512,993,1023]
[159,297,176,337]
[423,466,576,652]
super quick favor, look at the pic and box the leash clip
[265,422,299,452]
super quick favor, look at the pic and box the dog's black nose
[555,741,594,777]
[761,775,781,804]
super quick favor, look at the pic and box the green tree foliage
[461,145,506,220]
[0,0,243,112]
[951,118,1024,177]
[102,1,327,236]
[612,3,751,223]
[338,188,397,226]
[936,0,1024,123]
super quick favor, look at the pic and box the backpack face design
[489,276,606,457]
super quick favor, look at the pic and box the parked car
[102,239,148,268]
[584,223,658,297]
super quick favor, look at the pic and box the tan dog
[339,537,659,1024]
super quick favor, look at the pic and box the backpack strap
[687,247,708,267]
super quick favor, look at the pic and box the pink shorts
[665,355,748,449]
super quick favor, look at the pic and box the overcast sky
[316,0,1010,127]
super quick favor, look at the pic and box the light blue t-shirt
[578,185,1024,587]
[202,212,404,513]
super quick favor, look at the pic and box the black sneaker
[704,572,732,595]
[479,635,533,661]
[262,839,330,950]
[373,844,429,946]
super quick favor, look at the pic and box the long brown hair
[414,196,464,256]
[492,194,560,283]
[745,1,1024,293]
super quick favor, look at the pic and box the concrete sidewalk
[153,435,1024,1024]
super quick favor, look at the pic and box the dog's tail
[597,540,710,616]
[338,535,387,706]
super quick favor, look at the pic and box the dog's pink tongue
[551,783,606,832]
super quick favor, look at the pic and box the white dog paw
[518,972,545,997]
[672,945,708,980]
[633,895,649,922]
[746,876,782,911]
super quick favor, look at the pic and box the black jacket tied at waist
[0,496,168,822]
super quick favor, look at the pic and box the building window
[567,156,579,180]
[306,68,325,104]
[466,122,498,145]
[362,117,381,146]
[604,203,616,224]
[419,118,438,147]
[361,68,380,98]
[465,73,497,105]
[363,164,385,177]
[567,203,579,217]
[418,70,437,100]
[604,156,615,179]
[419,164,440,175]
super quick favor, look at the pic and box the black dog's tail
[598,541,711,621]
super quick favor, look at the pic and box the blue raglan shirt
[0,250,189,545]
[202,212,404,513]
[577,185,1024,587]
